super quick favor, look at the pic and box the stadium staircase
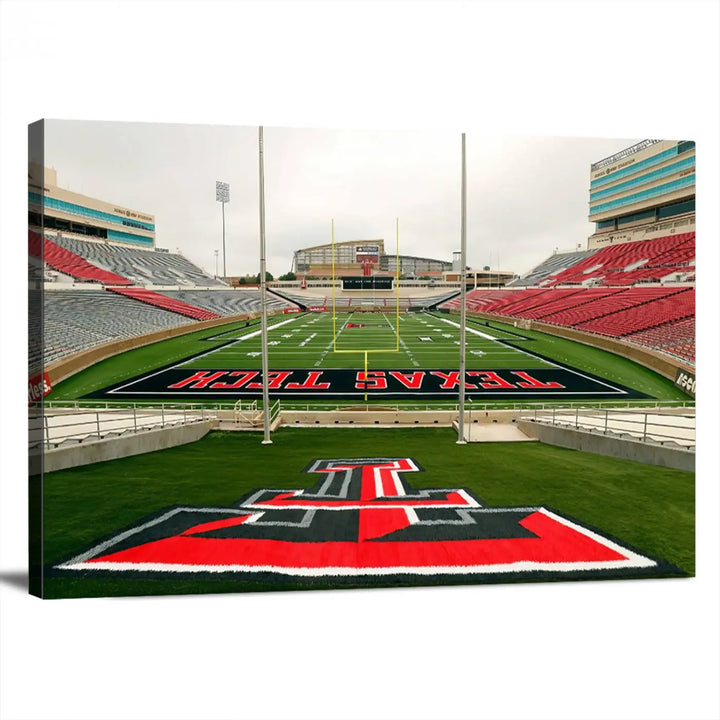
[29,230,132,286]
[507,248,595,287]
[107,287,222,321]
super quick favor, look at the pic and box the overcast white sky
[41,120,639,278]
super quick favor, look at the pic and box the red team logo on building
[55,458,673,581]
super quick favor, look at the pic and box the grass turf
[475,316,685,400]
[38,427,694,598]
[47,311,690,404]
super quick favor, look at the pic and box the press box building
[28,164,155,248]
[291,239,452,280]
[587,139,695,249]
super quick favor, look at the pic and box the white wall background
[1,2,718,719]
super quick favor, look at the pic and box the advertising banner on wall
[28,372,52,403]
[674,368,696,397]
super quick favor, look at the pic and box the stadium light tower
[216,180,230,278]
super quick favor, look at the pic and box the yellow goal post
[331,217,401,355]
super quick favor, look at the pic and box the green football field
[36,316,695,601]
[48,310,691,404]
[181,310,552,370]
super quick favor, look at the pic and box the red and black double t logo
[54,458,680,583]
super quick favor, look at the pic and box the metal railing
[29,406,217,450]
[591,139,662,171]
[31,401,696,451]
[43,400,231,411]
[519,407,695,449]
[270,399,281,423]
[234,399,259,425]
[272,398,694,413]
[43,398,694,414]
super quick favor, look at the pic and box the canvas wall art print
[28,121,695,599]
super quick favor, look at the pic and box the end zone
[88,365,647,401]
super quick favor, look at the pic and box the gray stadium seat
[50,235,226,288]
[43,289,194,365]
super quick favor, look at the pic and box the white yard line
[430,314,629,393]
[433,315,556,366]
[433,314,503,341]
[314,322,347,367]
[399,336,420,367]
[176,315,306,366]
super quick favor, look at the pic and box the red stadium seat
[107,287,222,321]
[29,230,132,285]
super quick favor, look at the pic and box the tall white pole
[457,133,467,445]
[259,126,272,444]
[216,181,229,278]
[222,201,226,278]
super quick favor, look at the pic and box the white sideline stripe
[108,315,306,394]
[434,315,630,394]
[176,316,304,365]
[434,315,497,341]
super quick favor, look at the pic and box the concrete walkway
[454,421,537,443]
[29,409,212,448]
[522,410,695,448]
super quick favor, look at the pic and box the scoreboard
[342,276,394,290]
[355,244,380,262]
